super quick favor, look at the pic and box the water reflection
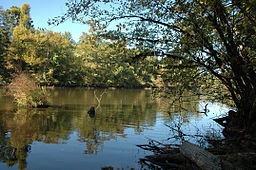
[0,88,224,169]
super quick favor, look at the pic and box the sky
[0,0,90,42]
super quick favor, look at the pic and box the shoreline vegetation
[1,1,256,169]
[3,74,255,169]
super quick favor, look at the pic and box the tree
[0,5,21,35]
[3,3,83,86]
[76,32,157,87]
[44,31,84,86]
[0,8,10,84]
[5,3,35,72]
[0,5,22,84]
[56,0,256,132]
[19,3,33,29]
[0,4,34,84]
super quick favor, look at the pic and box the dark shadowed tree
[52,0,256,133]
[0,5,22,84]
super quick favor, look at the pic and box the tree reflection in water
[0,88,212,169]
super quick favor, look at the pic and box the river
[0,88,229,169]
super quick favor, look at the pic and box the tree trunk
[180,141,222,170]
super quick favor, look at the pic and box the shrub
[6,72,48,108]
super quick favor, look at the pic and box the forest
[0,3,159,88]
[0,3,223,106]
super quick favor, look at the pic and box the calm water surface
[0,88,228,170]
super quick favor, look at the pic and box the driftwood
[180,141,222,170]
[138,141,237,169]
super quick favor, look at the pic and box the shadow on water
[0,88,227,169]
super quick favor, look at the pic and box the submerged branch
[94,89,107,110]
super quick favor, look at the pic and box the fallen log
[180,141,222,170]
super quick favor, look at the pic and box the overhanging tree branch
[110,15,188,34]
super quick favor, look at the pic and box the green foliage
[1,3,84,86]
[60,0,256,130]
[5,4,39,72]
[1,3,158,88]
[36,30,84,86]
[0,7,13,85]
[76,32,158,87]
[19,3,32,29]
[6,72,48,108]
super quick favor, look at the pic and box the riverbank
[138,110,256,169]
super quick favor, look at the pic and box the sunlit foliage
[59,0,256,131]
[1,3,158,88]
[76,32,158,87]
[6,72,48,108]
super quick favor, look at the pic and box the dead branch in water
[94,89,107,110]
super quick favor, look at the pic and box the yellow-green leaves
[6,72,48,108]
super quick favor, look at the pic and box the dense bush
[6,72,48,108]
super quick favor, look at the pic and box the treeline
[0,4,158,88]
